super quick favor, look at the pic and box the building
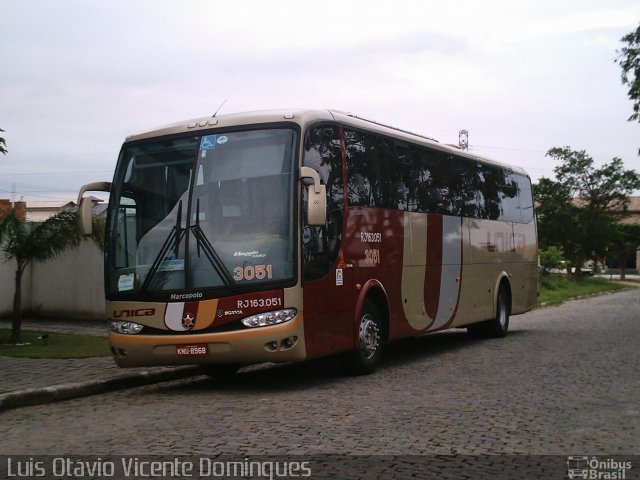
[620,196,640,272]
[0,198,108,223]
[619,196,640,225]
[24,200,76,222]
[0,199,26,221]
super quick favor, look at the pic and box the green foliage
[0,209,105,344]
[0,329,110,358]
[90,213,106,251]
[608,222,640,277]
[539,246,565,274]
[616,23,640,123]
[0,127,6,155]
[535,147,640,275]
[538,275,629,305]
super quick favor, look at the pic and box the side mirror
[77,181,112,236]
[300,166,326,226]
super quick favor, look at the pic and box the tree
[617,23,640,123]
[0,209,104,344]
[535,147,640,275]
[617,23,640,155]
[0,128,6,155]
[539,246,566,275]
[533,177,579,270]
[608,223,640,280]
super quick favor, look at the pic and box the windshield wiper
[190,198,235,286]
[140,200,186,293]
[140,198,235,293]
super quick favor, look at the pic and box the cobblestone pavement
[0,318,193,394]
[1,289,639,459]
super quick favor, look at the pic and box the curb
[0,366,202,412]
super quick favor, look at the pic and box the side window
[410,148,436,214]
[499,172,521,222]
[516,174,534,223]
[114,197,137,269]
[302,126,344,281]
[387,143,411,210]
[345,130,392,208]
[480,165,504,221]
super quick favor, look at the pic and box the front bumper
[108,313,306,367]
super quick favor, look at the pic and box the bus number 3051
[233,264,273,281]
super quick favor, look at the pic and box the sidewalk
[0,318,201,412]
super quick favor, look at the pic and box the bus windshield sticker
[200,135,217,150]
[117,273,135,292]
[158,258,185,272]
[336,268,343,286]
[217,135,229,145]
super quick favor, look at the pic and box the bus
[78,109,537,375]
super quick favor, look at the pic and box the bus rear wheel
[342,300,382,375]
[467,285,510,338]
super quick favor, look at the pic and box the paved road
[2,289,638,464]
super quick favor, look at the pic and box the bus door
[301,125,354,358]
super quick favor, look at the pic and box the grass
[0,329,110,359]
[539,275,631,305]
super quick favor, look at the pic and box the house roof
[26,201,76,210]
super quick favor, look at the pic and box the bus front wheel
[342,299,382,375]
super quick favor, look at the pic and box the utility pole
[458,130,469,150]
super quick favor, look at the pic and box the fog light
[285,336,300,349]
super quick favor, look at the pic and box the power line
[0,189,81,201]
[3,170,113,176]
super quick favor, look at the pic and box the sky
[1,0,639,204]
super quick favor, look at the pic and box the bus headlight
[241,309,297,328]
[110,320,144,335]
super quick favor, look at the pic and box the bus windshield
[107,128,297,297]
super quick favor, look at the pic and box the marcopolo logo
[170,292,204,301]
[567,456,632,479]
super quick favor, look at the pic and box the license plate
[176,344,208,356]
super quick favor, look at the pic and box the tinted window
[516,174,534,223]
[344,128,529,223]
[344,130,391,208]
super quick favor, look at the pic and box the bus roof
[124,109,530,176]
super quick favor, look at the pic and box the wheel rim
[359,314,380,361]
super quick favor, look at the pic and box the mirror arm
[300,166,322,194]
[77,181,112,206]
[299,167,327,227]
[77,182,112,236]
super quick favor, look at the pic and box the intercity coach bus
[78,109,537,375]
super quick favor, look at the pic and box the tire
[201,363,240,379]
[467,285,510,338]
[342,299,383,375]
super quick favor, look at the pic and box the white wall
[0,240,105,319]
